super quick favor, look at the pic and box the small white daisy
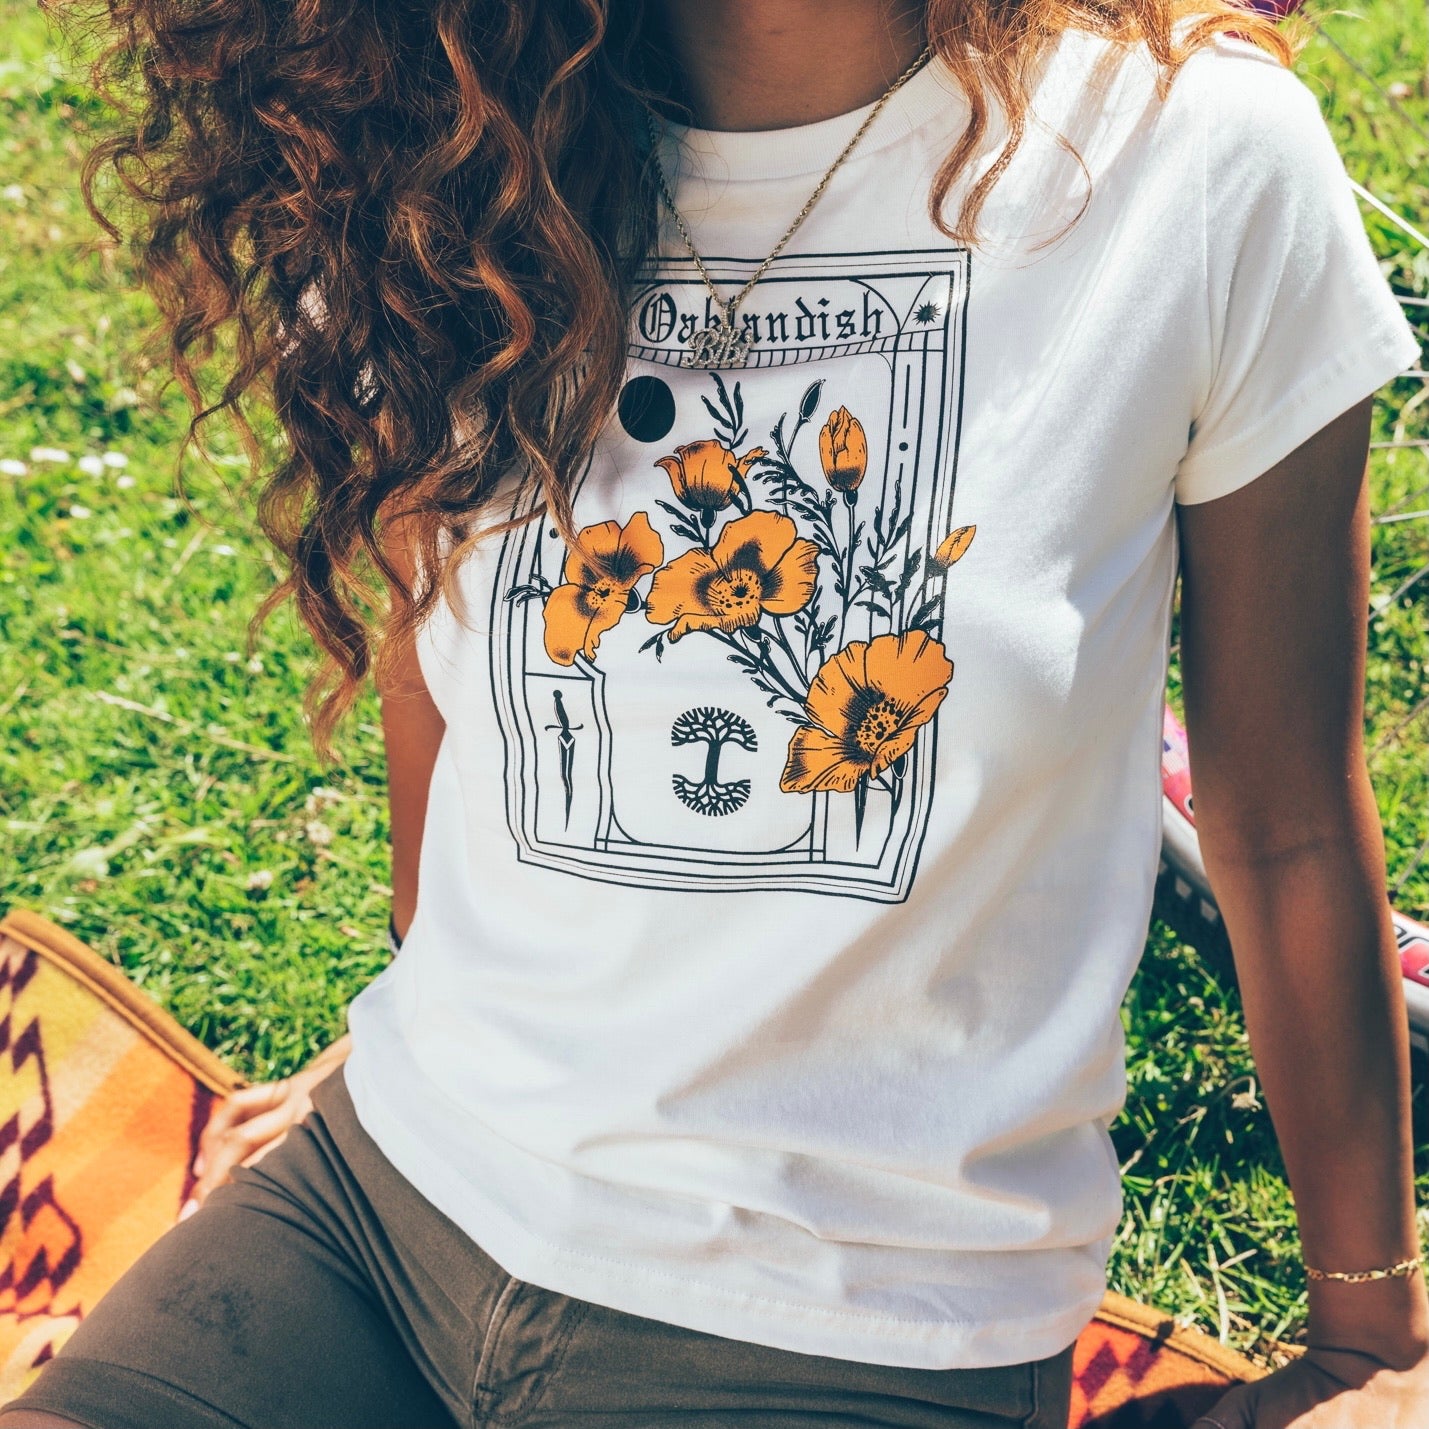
[30,446,70,464]
[67,846,110,878]
[78,454,105,476]
[0,459,26,476]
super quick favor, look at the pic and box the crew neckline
[657,50,970,184]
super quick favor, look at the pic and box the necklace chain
[645,44,935,367]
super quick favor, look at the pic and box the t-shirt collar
[657,51,970,185]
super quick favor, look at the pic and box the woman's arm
[187,518,445,1212]
[1176,396,1429,1404]
[375,516,447,943]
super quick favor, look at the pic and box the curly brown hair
[63,0,1303,759]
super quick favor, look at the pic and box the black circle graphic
[618,376,676,443]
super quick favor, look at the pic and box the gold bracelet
[1304,1256,1424,1283]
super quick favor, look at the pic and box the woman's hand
[182,1033,352,1218]
[1193,1343,1429,1427]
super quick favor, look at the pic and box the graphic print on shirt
[491,249,972,902]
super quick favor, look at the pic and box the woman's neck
[655,0,927,131]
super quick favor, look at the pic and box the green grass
[0,5,394,1077]
[0,0,1426,1367]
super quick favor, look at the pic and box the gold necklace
[645,44,935,370]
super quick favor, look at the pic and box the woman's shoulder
[1047,20,1311,119]
[1038,19,1332,210]
[1159,25,1323,142]
[1170,29,1350,227]
[1029,21,1309,144]
[1019,20,1313,197]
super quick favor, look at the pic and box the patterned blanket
[0,907,1281,1423]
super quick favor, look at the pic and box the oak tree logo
[670,708,758,817]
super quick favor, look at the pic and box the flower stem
[839,490,859,645]
[707,628,807,706]
[767,616,811,689]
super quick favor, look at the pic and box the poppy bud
[928,524,976,574]
[819,407,867,493]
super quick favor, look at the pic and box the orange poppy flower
[542,512,664,666]
[656,439,768,512]
[645,510,819,642]
[818,407,868,494]
[779,630,953,793]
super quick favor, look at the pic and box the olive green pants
[2,1067,1075,1429]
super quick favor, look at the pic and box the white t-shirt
[344,26,1421,1370]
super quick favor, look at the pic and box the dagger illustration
[544,689,583,828]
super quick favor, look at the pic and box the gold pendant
[686,313,754,369]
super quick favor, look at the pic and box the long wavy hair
[66,0,1303,759]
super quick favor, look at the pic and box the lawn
[1,0,1426,1365]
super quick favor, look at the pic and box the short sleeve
[1173,39,1422,506]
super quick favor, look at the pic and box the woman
[4,0,1427,1424]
